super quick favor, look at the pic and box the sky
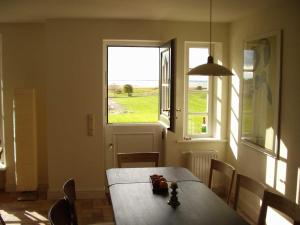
[108,47,159,82]
[107,46,209,87]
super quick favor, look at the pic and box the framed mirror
[241,30,282,155]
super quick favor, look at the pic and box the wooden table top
[106,167,249,225]
[106,167,200,186]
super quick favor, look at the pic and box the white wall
[227,0,300,205]
[44,19,229,198]
[0,24,47,191]
[0,19,230,197]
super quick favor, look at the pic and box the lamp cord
[209,0,212,56]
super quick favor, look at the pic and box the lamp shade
[188,56,233,76]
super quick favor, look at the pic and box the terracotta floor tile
[0,192,114,225]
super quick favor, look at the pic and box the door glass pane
[159,39,175,132]
[161,49,170,116]
[107,46,159,123]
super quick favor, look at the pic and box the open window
[159,39,176,132]
[106,39,176,132]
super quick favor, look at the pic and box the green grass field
[108,87,207,134]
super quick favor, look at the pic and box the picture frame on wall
[241,30,282,156]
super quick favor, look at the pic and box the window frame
[103,39,175,130]
[104,40,161,125]
[184,42,214,138]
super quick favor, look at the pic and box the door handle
[108,143,113,151]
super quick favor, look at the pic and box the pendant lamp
[188,0,233,76]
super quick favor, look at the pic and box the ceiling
[0,0,285,23]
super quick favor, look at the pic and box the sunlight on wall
[229,133,238,159]
[215,77,222,139]
[276,160,287,194]
[0,70,5,165]
[229,73,240,159]
[217,77,222,99]
[279,140,288,159]
[266,140,288,194]
[12,99,18,184]
[229,109,239,159]
[266,207,292,225]
[216,99,222,139]
[264,127,274,151]
[266,155,275,187]
[297,167,300,204]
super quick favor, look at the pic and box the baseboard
[4,183,49,193]
[47,188,106,200]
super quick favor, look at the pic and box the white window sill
[177,138,227,143]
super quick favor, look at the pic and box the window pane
[189,48,209,68]
[161,49,170,116]
[242,113,253,134]
[107,47,159,123]
[188,76,208,113]
[188,115,208,135]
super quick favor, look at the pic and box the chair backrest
[63,178,78,225]
[233,174,266,214]
[48,199,72,225]
[208,159,235,204]
[258,190,300,225]
[117,152,160,168]
[233,174,266,210]
[0,214,5,225]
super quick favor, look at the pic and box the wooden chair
[208,159,235,204]
[258,190,300,225]
[233,174,266,224]
[63,178,78,225]
[63,178,115,225]
[48,198,72,225]
[117,152,160,168]
[0,214,5,225]
[234,174,266,210]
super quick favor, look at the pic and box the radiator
[184,150,217,185]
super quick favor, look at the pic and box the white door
[104,125,165,169]
[103,40,175,169]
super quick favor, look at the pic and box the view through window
[107,46,159,123]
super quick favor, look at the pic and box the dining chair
[48,198,72,225]
[208,158,235,204]
[257,190,300,225]
[233,174,266,224]
[0,214,5,225]
[63,178,79,225]
[63,178,115,225]
[117,152,160,168]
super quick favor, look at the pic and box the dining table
[106,167,249,225]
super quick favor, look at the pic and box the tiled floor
[0,192,114,224]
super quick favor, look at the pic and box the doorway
[103,40,175,169]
